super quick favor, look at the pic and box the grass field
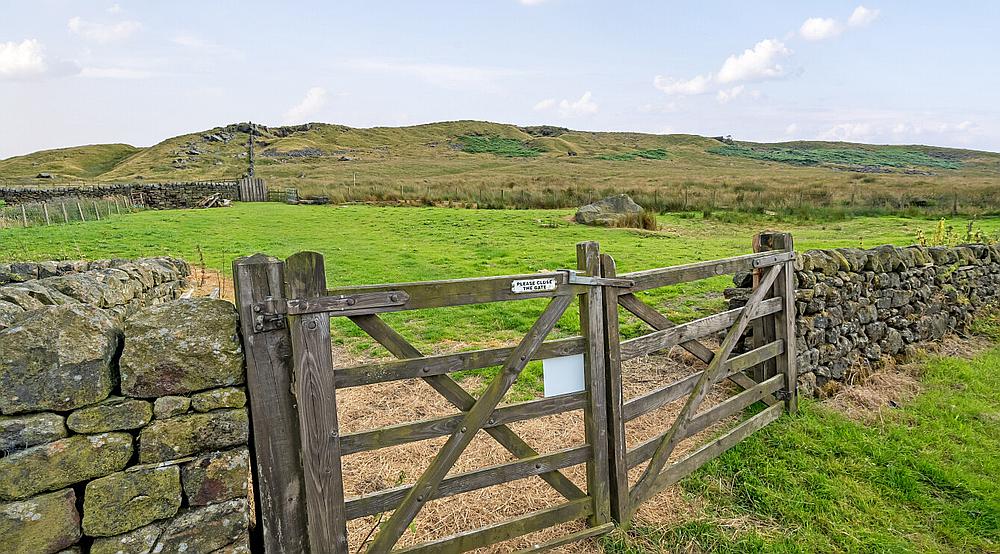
[2,203,999,550]
[3,121,1000,217]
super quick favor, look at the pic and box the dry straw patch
[336,337,750,553]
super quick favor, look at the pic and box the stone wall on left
[0,258,252,554]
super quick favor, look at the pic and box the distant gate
[234,232,798,553]
[237,176,268,202]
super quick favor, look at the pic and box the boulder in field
[120,299,243,398]
[574,194,644,227]
[0,304,120,415]
[0,488,81,554]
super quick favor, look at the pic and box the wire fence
[0,195,143,229]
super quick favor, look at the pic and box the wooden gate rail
[237,232,797,553]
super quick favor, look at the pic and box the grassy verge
[604,320,1000,553]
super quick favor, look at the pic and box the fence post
[599,252,630,526]
[42,203,50,225]
[283,252,349,554]
[757,232,798,413]
[77,202,85,222]
[232,255,310,553]
[577,242,612,527]
[750,235,777,382]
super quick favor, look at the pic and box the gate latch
[251,297,286,333]
[558,270,635,288]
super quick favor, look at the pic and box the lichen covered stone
[139,409,248,463]
[152,499,248,554]
[0,304,120,415]
[191,387,247,413]
[0,433,133,500]
[0,412,66,454]
[120,299,244,398]
[90,521,162,554]
[0,488,80,554]
[153,396,191,419]
[181,448,250,506]
[66,397,152,434]
[83,466,182,537]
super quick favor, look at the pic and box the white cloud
[0,39,47,78]
[558,91,598,117]
[284,87,328,123]
[67,17,141,43]
[717,39,791,84]
[533,98,556,111]
[848,5,880,27]
[819,122,875,141]
[799,17,843,41]
[716,85,745,104]
[519,0,549,4]
[653,73,712,96]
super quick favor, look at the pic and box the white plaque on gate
[543,354,585,397]
[511,277,558,294]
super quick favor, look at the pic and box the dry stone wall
[0,295,251,554]
[0,182,238,210]
[728,243,1000,392]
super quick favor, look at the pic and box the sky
[2,1,999,159]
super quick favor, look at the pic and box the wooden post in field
[78,202,85,222]
[42,203,50,225]
[755,231,798,414]
[750,234,776,383]
[232,255,310,554]
[600,252,629,526]
[61,203,69,223]
[93,201,100,221]
[20,205,27,227]
[115,198,121,214]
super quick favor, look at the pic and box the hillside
[3,121,1000,214]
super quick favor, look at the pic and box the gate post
[599,253,630,527]
[755,232,798,413]
[233,255,309,553]
[576,242,612,527]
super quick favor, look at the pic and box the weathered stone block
[153,396,191,419]
[0,433,132,500]
[0,304,120,415]
[90,521,162,554]
[66,397,152,434]
[139,409,248,463]
[191,387,247,413]
[151,499,248,554]
[181,448,250,506]
[0,488,80,554]
[120,299,243,398]
[0,413,66,454]
[83,466,182,537]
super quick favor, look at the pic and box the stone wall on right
[729,243,1000,391]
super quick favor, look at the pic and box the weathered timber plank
[618,293,715,362]
[628,264,782,511]
[285,290,409,316]
[513,522,615,553]
[326,272,588,314]
[600,254,629,525]
[334,337,585,388]
[345,445,590,520]
[640,404,784,500]
[348,314,586,503]
[625,373,785,468]
[578,242,612,527]
[392,498,592,554]
[340,391,587,455]
[232,255,309,554]
[622,340,784,422]
[365,295,574,552]
[618,251,775,293]
[766,233,799,413]
[619,297,782,361]
[284,252,349,554]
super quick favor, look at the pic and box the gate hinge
[558,269,635,288]
[251,297,286,333]
[774,389,792,401]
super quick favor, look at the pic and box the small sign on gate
[543,354,585,397]
[511,277,558,294]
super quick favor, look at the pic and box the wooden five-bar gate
[233,232,797,553]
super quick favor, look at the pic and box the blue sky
[1,1,998,159]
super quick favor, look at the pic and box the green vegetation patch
[597,148,668,161]
[709,145,961,170]
[605,333,1000,553]
[455,135,542,157]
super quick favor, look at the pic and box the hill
[3,121,1000,215]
